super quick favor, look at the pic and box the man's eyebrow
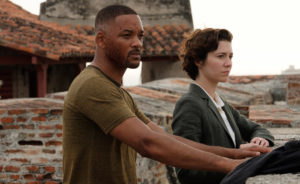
[121,29,133,33]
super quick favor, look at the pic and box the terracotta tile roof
[0,0,191,61]
[67,23,192,58]
[142,24,191,57]
[0,0,94,61]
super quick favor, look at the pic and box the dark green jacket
[172,83,274,184]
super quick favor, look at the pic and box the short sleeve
[75,77,137,134]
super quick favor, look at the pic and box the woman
[172,28,274,184]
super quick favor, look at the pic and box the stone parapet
[249,105,300,127]
[286,75,300,105]
[1,75,300,183]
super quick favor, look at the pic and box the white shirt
[194,83,236,146]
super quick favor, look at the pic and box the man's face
[104,14,144,69]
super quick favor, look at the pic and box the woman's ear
[195,60,204,68]
[95,30,106,49]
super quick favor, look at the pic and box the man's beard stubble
[106,48,140,69]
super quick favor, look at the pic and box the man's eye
[139,34,144,40]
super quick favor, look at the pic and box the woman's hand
[250,137,269,147]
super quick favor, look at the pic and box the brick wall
[286,75,300,105]
[0,98,176,184]
[0,99,63,183]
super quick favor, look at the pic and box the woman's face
[198,41,233,84]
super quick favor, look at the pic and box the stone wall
[141,60,187,83]
[286,75,300,105]
[40,0,193,28]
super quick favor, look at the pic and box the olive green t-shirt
[63,65,150,184]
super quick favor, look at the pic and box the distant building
[40,0,193,83]
[281,65,300,75]
[40,0,193,28]
[0,0,94,99]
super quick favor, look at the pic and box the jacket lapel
[222,104,242,146]
[189,84,231,137]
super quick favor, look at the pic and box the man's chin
[127,60,141,69]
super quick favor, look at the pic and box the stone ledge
[249,105,300,127]
[247,173,300,184]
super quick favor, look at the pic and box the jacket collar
[189,83,242,147]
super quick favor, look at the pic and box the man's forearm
[143,130,237,173]
[171,134,236,158]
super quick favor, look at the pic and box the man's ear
[95,30,106,48]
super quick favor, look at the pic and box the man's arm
[111,117,244,173]
[147,122,272,159]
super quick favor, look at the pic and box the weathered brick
[48,116,60,122]
[45,141,62,147]
[44,166,55,173]
[16,117,28,122]
[5,150,25,154]
[45,182,59,184]
[3,125,20,129]
[50,109,62,115]
[31,116,47,122]
[55,124,62,130]
[39,133,54,138]
[42,149,56,154]
[288,82,300,88]
[10,174,20,180]
[30,109,49,114]
[0,165,2,171]
[22,124,34,129]
[23,174,34,180]
[5,165,20,172]
[39,125,55,130]
[36,173,52,180]
[26,166,39,172]
[0,110,6,114]
[1,117,15,123]
[10,158,28,163]
[25,149,42,155]
[26,182,42,184]
[56,133,62,137]
[0,125,3,130]
[7,182,21,184]
[8,110,26,115]
[53,159,62,163]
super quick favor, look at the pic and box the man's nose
[132,36,143,48]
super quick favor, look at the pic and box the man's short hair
[95,5,137,32]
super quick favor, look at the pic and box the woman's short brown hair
[179,28,233,80]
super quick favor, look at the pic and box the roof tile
[142,24,191,57]
[0,0,191,61]
[0,0,94,61]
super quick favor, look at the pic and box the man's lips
[128,50,141,58]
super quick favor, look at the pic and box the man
[63,5,271,184]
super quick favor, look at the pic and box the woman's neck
[195,77,218,100]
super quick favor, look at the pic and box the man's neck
[90,58,125,85]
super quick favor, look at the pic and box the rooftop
[0,0,94,61]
